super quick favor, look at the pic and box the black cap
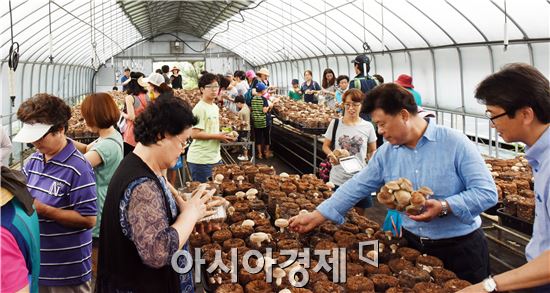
[351,55,370,65]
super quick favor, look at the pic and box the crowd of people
[1,58,549,293]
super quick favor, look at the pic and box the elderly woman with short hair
[96,93,220,293]
[14,93,97,292]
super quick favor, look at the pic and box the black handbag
[319,119,339,182]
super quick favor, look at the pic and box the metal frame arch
[216,31,298,65]
[315,58,322,83]
[371,0,438,110]
[220,8,325,64]
[407,51,413,75]
[62,22,139,67]
[0,0,27,18]
[445,0,495,73]
[0,1,50,47]
[51,1,130,53]
[405,0,464,115]
[489,0,534,65]
[19,62,29,101]
[224,0,350,61]
[29,63,37,97]
[372,54,378,76]
[374,0,431,48]
[406,0,457,45]
[5,0,88,61]
[281,0,352,57]
[37,63,44,93]
[335,56,342,76]
[388,52,395,82]
[58,64,67,97]
[346,1,408,51]
[13,62,24,108]
[22,1,98,63]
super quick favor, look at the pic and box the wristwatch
[483,275,498,292]
[438,200,449,217]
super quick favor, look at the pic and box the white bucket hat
[256,68,270,77]
[13,123,53,143]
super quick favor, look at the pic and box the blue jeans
[188,161,221,183]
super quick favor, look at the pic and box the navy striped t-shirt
[23,140,97,286]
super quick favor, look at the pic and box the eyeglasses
[343,103,362,109]
[485,110,508,124]
[176,135,192,149]
[204,84,220,90]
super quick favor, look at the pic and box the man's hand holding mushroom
[408,199,447,222]
[288,210,326,234]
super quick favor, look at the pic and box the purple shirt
[23,140,97,286]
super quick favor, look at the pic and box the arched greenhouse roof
[1,0,548,68]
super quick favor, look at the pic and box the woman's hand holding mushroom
[175,186,216,223]
[327,152,338,165]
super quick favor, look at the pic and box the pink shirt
[1,226,29,292]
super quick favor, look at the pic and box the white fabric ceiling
[1,0,548,67]
[204,0,549,66]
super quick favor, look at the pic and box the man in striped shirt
[14,93,97,292]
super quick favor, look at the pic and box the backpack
[352,76,377,93]
[244,87,254,106]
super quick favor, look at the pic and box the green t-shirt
[251,96,267,129]
[288,89,302,101]
[90,131,123,238]
[187,100,222,164]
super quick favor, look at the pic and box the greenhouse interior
[1,0,549,292]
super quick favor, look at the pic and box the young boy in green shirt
[288,79,303,101]
[187,73,236,182]
[251,83,270,159]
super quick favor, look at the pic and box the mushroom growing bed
[186,162,472,293]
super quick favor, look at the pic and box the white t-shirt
[234,80,249,97]
[324,118,377,186]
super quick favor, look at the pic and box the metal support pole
[495,124,499,158]
[313,135,318,174]
[475,117,479,148]
[488,121,493,157]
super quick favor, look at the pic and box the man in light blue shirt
[460,64,550,293]
[290,83,497,284]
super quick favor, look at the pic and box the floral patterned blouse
[119,176,194,293]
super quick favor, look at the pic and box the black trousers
[403,228,490,284]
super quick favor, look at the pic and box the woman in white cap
[170,66,183,89]
[144,72,173,101]
[13,93,97,292]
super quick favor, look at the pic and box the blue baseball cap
[255,82,267,92]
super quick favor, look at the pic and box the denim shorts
[188,161,222,183]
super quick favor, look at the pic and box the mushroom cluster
[332,149,350,160]
[377,178,434,215]
[272,96,339,129]
[190,164,473,292]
